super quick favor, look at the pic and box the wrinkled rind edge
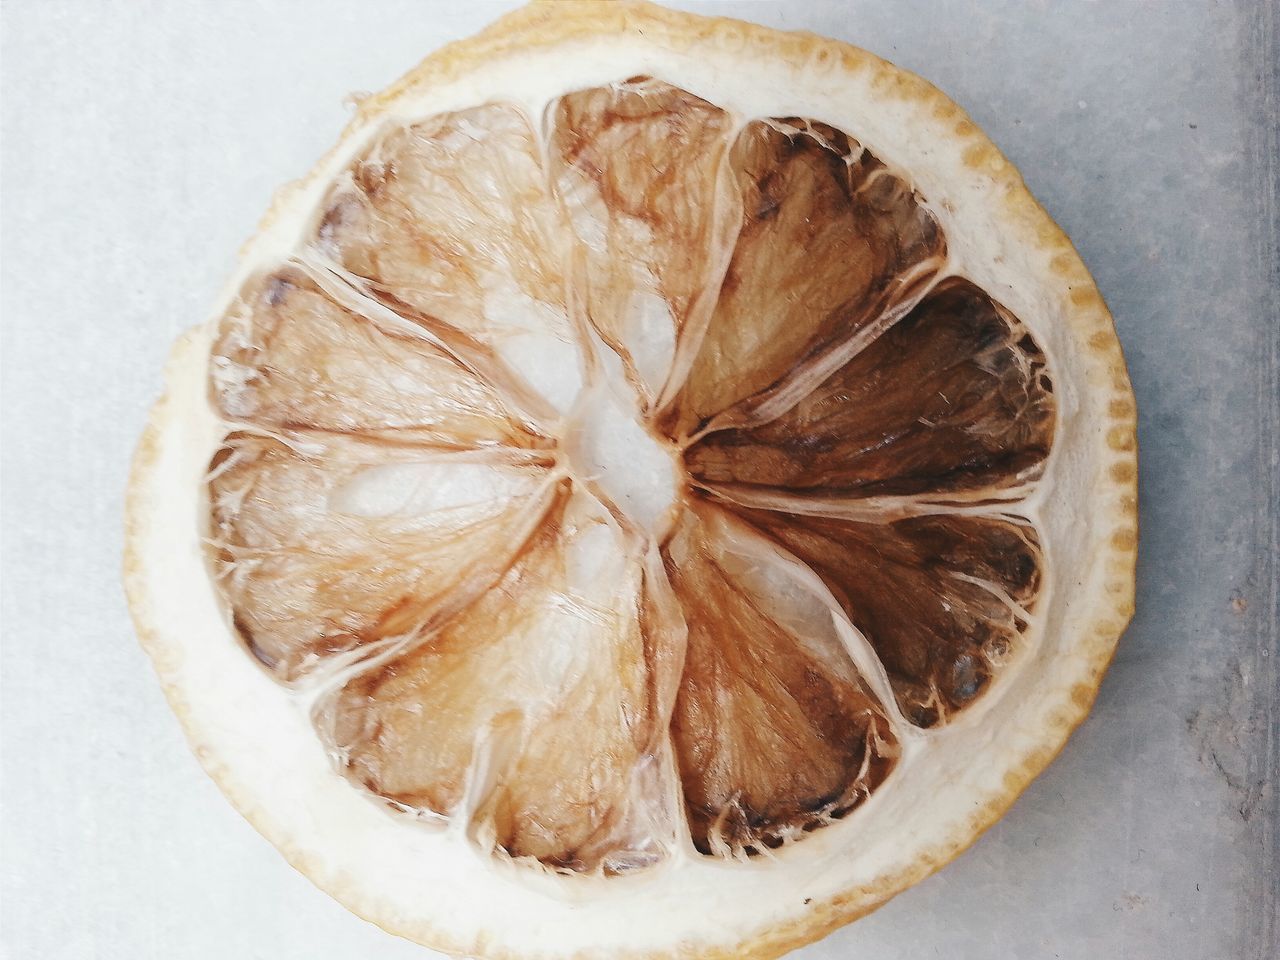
[123,2,1139,959]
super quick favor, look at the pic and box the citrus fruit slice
[124,2,1138,957]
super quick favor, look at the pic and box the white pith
[123,11,1137,959]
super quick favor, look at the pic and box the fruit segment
[662,503,899,856]
[211,269,539,447]
[685,278,1055,499]
[667,118,945,438]
[207,434,551,681]
[730,509,1042,727]
[315,104,583,413]
[549,79,736,402]
[321,489,675,873]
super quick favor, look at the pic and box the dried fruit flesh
[204,78,1055,876]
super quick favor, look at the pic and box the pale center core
[567,384,680,535]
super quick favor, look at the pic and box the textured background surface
[2,2,1276,958]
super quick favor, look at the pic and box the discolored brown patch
[1110,397,1135,418]
[1111,527,1137,551]
[1107,425,1136,451]
[685,279,1054,499]
[661,504,898,854]
[1110,461,1136,482]
[730,507,1042,726]
[666,118,945,438]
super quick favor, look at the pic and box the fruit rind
[124,3,1138,958]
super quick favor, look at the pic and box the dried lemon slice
[125,3,1137,958]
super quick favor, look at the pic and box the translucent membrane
[205,79,1055,873]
